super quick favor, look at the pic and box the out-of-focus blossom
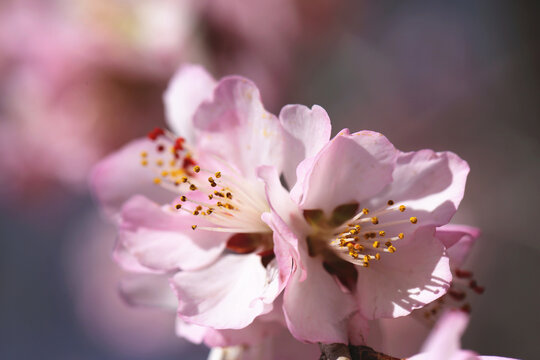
[64,213,187,357]
[92,64,297,345]
[408,311,517,360]
[368,225,483,358]
[260,111,470,344]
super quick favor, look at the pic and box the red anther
[157,144,165,152]
[147,127,165,140]
[257,249,276,267]
[455,269,473,279]
[182,157,196,169]
[469,280,485,294]
[448,289,466,301]
[460,303,472,313]
[174,137,185,151]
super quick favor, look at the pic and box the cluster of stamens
[140,128,269,234]
[422,268,485,323]
[331,200,418,268]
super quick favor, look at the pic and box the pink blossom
[92,64,294,344]
[368,225,484,358]
[408,310,518,360]
[260,110,471,344]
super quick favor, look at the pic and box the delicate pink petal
[367,150,470,227]
[355,227,451,320]
[347,312,370,346]
[193,77,283,178]
[171,253,276,329]
[279,104,332,187]
[420,310,469,356]
[175,318,208,345]
[164,64,216,143]
[90,138,172,217]
[292,130,397,214]
[436,224,481,267]
[117,195,226,272]
[119,274,177,310]
[283,245,357,343]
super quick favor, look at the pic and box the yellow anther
[410,217,418,224]
[349,228,359,235]
[399,205,406,212]
[225,203,234,210]
[363,255,370,262]
[208,177,214,183]
[388,245,396,253]
[354,225,361,230]
[174,180,181,186]
[398,233,404,239]
[153,177,161,184]
[181,176,188,183]
[193,210,199,215]
[196,205,202,211]
[362,262,370,268]
[161,170,169,177]
[373,241,380,248]
[375,253,381,260]
[215,171,222,178]
[362,208,369,215]
[175,204,182,209]
[354,243,364,251]
[217,201,223,207]
[191,225,197,230]
[210,182,217,187]
[207,208,214,215]
[169,160,176,166]
[387,200,394,206]
[226,192,233,199]
[208,194,214,200]
[193,166,201,173]
[385,241,392,247]
[156,159,163,166]
[349,251,359,259]
[180,196,187,202]
[140,151,148,158]
[140,160,148,166]
[189,184,197,191]
[371,217,379,225]
[379,231,386,237]
[347,242,354,249]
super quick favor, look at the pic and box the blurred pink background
[1,0,538,359]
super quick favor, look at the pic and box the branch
[319,344,401,360]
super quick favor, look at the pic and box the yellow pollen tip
[175,204,182,209]
[387,200,394,205]
[354,243,363,251]
[379,231,386,237]
[399,205,406,212]
[181,176,188,183]
[208,177,214,183]
[349,251,359,259]
[375,253,381,260]
[193,210,199,215]
[362,208,369,215]
[161,171,169,177]
[208,194,214,200]
[153,177,161,184]
[388,245,396,253]
[140,151,148,158]
[140,160,148,166]
[373,241,380,248]
[385,241,392,247]
[363,262,370,268]
[193,166,201,173]
[349,228,358,235]
[174,180,180,186]
[226,192,233,199]
[156,159,163,166]
[180,196,187,202]
[215,171,221,178]
[169,160,176,166]
[196,206,202,211]
[191,225,197,230]
[189,184,197,191]
[410,217,418,224]
[363,255,370,262]
[371,217,379,225]
[398,233,404,239]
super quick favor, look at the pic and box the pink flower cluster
[92,64,517,359]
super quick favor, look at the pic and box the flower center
[141,128,271,234]
[304,200,418,268]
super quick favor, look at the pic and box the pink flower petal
[283,244,357,344]
[279,104,332,187]
[164,64,216,143]
[118,274,177,310]
[292,130,397,215]
[367,150,470,228]
[117,195,226,272]
[171,253,277,329]
[355,227,451,320]
[435,224,481,267]
[90,138,172,216]
[193,77,283,179]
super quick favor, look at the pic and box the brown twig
[319,344,401,360]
